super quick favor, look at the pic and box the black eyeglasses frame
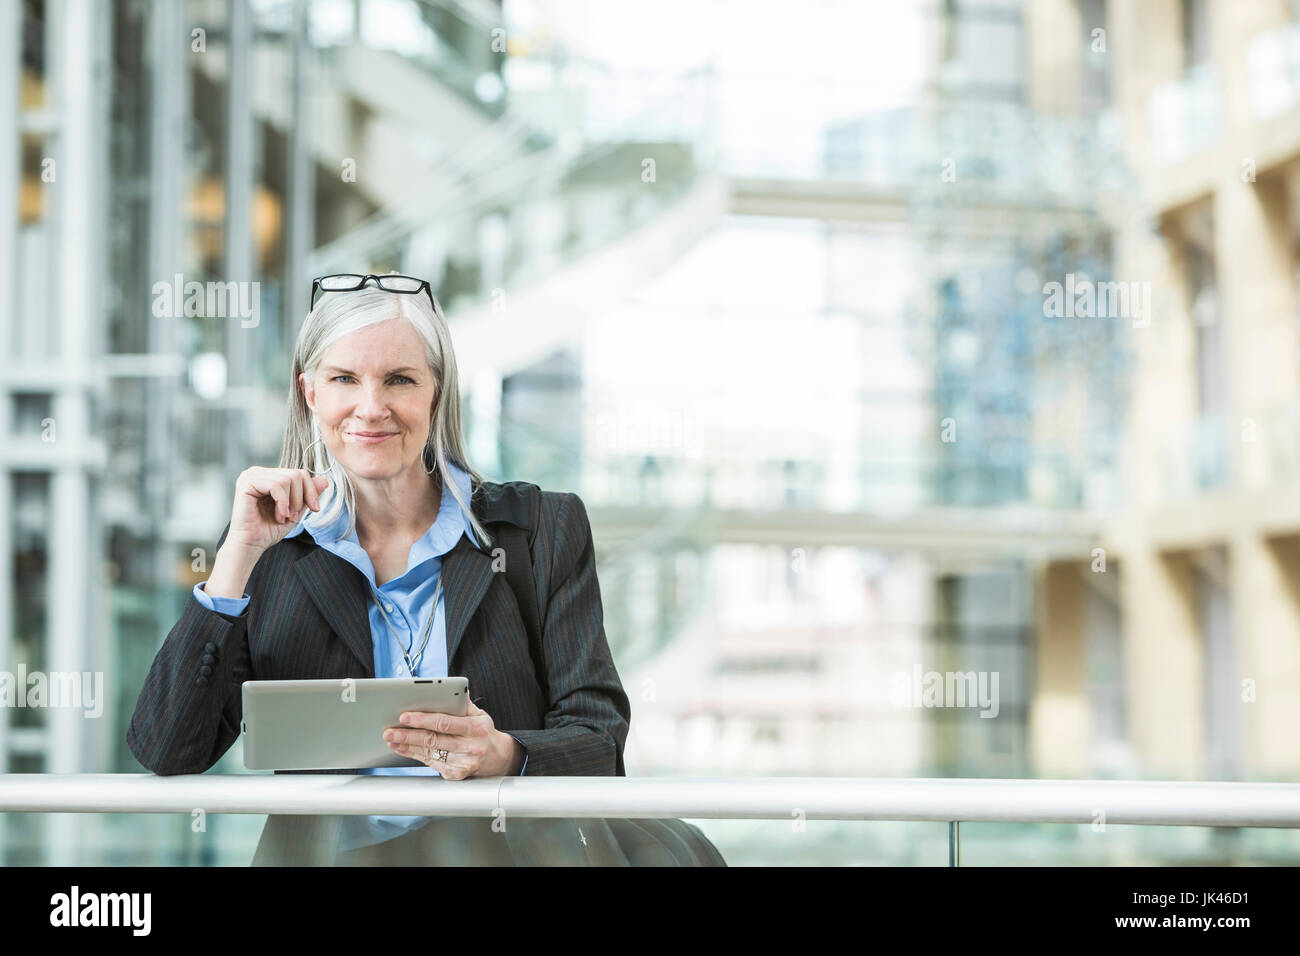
[310,273,437,312]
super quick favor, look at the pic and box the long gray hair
[278,284,494,550]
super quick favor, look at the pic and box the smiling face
[300,317,437,482]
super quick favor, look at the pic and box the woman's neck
[353,465,442,546]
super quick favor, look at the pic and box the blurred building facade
[1024,0,1300,787]
[1100,0,1300,780]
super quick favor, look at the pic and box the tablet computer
[240,676,469,771]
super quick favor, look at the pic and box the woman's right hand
[225,467,332,555]
[201,468,330,602]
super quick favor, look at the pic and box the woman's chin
[337,452,411,481]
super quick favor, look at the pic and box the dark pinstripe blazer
[127,479,633,865]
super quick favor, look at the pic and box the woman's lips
[348,431,397,444]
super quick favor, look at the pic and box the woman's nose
[352,384,390,421]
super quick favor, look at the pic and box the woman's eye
[329,374,413,384]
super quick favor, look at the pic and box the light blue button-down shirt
[194,458,526,851]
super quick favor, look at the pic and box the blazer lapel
[292,545,375,675]
[443,479,535,668]
[442,535,495,668]
[288,479,533,674]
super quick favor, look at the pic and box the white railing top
[2,775,1298,828]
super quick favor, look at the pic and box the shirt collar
[285,459,483,557]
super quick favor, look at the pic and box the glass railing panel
[1260,394,1300,487]
[308,70,718,315]
[0,811,959,866]
[8,810,1299,865]
[494,443,1104,514]
[958,821,1300,866]
[0,812,268,866]
[1147,65,1223,165]
[721,91,1124,204]
[250,0,507,117]
[1247,23,1300,121]
[681,818,953,866]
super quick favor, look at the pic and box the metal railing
[3,775,1298,866]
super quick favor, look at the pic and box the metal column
[285,0,315,332]
[145,0,186,667]
[45,0,109,863]
[225,0,254,484]
[0,0,20,867]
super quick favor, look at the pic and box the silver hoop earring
[303,438,331,477]
[423,447,438,477]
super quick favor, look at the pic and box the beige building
[1030,0,1300,780]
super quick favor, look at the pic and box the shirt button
[384,604,394,612]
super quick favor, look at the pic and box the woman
[127,274,720,865]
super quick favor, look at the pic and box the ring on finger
[424,733,450,764]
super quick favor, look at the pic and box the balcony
[1247,22,1300,121]
[1155,411,1233,502]
[1147,65,1222,165]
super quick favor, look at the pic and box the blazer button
[201,654,215,665]
[199,665,212,677]
[196,676,209,687]
[204,642,217,653]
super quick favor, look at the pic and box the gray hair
[278,284,494,550]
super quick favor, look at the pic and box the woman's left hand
[383,699,525,779]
